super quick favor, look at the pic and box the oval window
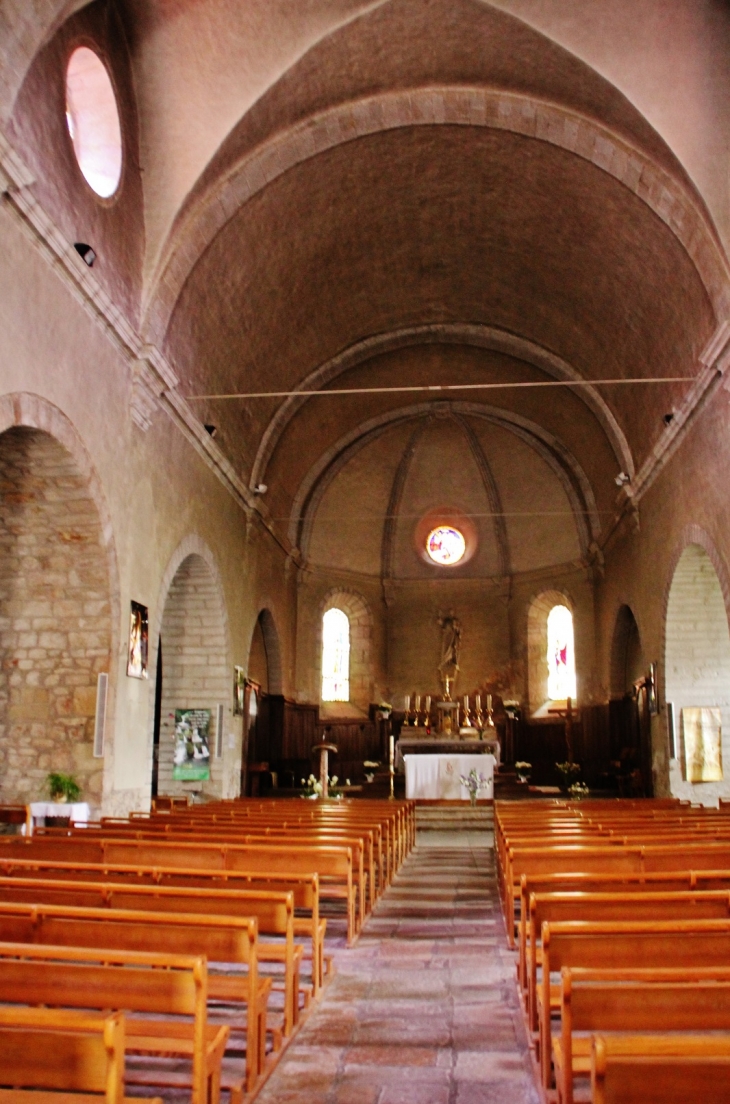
[65,47,122,198]
[426,525,466,566]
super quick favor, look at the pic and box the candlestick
[388,734,395,800]
[424,695,431,713]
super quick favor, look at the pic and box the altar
[403,753,495,800]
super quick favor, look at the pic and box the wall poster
[172,708,211,781]
[682,706,723,783]
[127,600,149,679]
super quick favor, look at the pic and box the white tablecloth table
[403,754,495,800]
[28,802,90,830]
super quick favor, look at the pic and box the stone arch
[251,324,634,490]
[0,424,113,809]
[610,604,644,698]
[320,589,373,712]
[150,536,232,799]
[145,87,730,342]
[290,400,598,556]
[665,537,730,805]
[527,588,574,715]
[247,607,283,696]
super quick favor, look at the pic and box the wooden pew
[525,890,730,1031]
[591,1034,730,1104]
[0,835,359,945]
[0,854,328,994]
[0,943,226,1104]
[0,873,302,1036]
[0,1008,138,1104]
[0,903,266,1093]
[538,919,730,1089]
[555,970,730,1104]
[73,823,372,923]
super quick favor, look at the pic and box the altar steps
[416,804,493,832]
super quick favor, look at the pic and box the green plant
[555,761,581,792]
[569,781,590,799]
[46,772,81,803]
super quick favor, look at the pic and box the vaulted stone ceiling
[6,0,730,581]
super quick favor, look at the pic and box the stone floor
[255,829,539,1104]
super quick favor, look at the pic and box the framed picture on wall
[233,666,246,716]
[127,600,149,679]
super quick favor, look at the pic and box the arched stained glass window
[322,608,350,702]
[547,604,576,701]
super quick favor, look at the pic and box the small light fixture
[663,412,675,426]
[204,424,217,438]
[253,483,268,495]
[614,471,631,487]
[74,242,96,267]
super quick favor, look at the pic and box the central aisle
[257,830,539,1104]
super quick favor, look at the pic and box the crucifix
[548,696,579,763]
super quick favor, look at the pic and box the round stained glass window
[426,525,466,566]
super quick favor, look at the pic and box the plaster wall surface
[0,199,294,815]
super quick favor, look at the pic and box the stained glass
[547,604,576,701]
[322,607,350,701]
[426,526,466,565]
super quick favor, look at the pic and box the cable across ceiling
[187,377,693,401]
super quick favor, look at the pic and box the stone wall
[0,426,111,809]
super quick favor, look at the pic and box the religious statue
[438,610,461,696]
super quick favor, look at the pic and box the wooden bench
[538,919,730,1089]
[555,970,730,1104]
[0,835,359,945]
[525,890,730,1031]
[591,1034,730,1104]
[0,943,226,1104]
[0,854,328,995]
[0,903,266,1094]
[70,823,372,928]
[0,873,303,1036]
[0,1007,138,1104]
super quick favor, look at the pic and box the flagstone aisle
[256,831,539,1104]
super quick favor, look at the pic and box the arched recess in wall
[0,425,113,808]
[665,540,730,804]
[151,540,231,800]
[607,603,652,797]
[527,589,575,716]
[320,590,373,715]
[610,605,644,698]
[243,608,284,789]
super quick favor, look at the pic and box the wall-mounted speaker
[93,673,108,758]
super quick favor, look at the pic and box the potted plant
[555,761,582,793]
[46,772,81,804]
[569,781,590,800]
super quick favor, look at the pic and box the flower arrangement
[300,774,349,799]
[460,767,489,806]
[514,761,532,783]
[46,772,81,803]
[363,760,380,783]
[555,761,581,791]
[569,781,590,799]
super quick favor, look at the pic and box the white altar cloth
[28,802,90,830]
[404,754,495,800]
